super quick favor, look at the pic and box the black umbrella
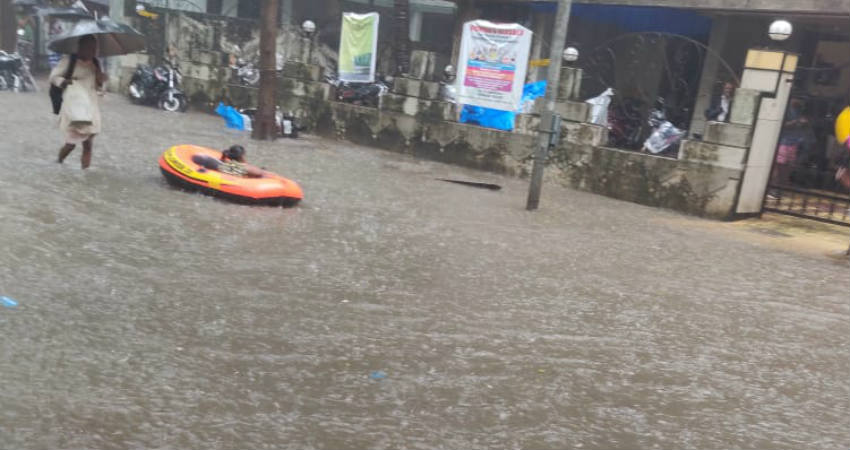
[35,7,93,20]
[48,17,146,57]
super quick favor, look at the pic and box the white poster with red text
[456,20,532,111]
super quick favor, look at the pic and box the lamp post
[302,19,316,65]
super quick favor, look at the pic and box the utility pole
[0,0,18,53]
[252,0,280,141]
[525,0,572,210]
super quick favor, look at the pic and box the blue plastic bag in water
[215,102,245,130]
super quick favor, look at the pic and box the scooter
[642,98,686,155]
[328,74,389,107]
[231,57,260,86]
[128,60,188,112]
[0,50,36,93]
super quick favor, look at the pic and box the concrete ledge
[536,100,589,123]
[679,139,748,170]
[703,122,753,148]
[515,114,540,135]
[420,80,442,100]
[392,77,422,97]
[564,122,607,146]
[556,143,744,219]
[324,102,533,174]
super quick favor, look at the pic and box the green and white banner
[338,12,380,83]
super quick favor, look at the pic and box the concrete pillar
[222,0,238,17]
[280,0,293,25]
[450,0,478,67]
[557,67,582,101]
[106,0,127,91]
[690,16,730,138]
[409,9,423,42]
[527,12,547,82]
[735,50,798,215]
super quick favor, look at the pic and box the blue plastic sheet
[459,81,547,132]
[460,105,516,131]
[215,102,245,130]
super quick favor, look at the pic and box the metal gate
[761,65,850,227]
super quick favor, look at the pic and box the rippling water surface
[1,91,848,449]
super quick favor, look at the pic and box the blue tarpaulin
[215,102,245,130]
[460,81,548,132]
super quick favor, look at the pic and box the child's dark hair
[222,145,246,162]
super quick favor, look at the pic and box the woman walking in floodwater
[49,34,107,169]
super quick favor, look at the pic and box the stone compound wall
[224,83,749,219]
[113,9,330,111]
[128,12,753,220]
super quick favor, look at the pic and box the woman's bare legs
[58,143,75,163]
[81,136,93,169]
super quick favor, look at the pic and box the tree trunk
[0,0,18,53]
[393,0,410,75]
[252,0,280,141]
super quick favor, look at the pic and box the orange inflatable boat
[159,145,303,206]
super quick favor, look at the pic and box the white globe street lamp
[302,20,317,36]
[563,46,579,63]
[768,20,792,41]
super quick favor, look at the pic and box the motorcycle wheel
[159,95,182,112]
[22,72,37,92]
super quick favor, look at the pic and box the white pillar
[735,50,798,215]
[409,9,423,42]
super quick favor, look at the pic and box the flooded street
[1,91,848,449]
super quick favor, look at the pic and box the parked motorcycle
[231,57,259,86]
[327,74,389,107]
[607,98,644,149]
[642,98,686,155]
[128,61,188,112]
[0,50,37,93]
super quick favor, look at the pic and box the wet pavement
[1,90,848,450]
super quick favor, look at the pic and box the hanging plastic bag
[63,83,93,124]
[215,102,245,130]
[519,81,547,113]
[585,88,614,126]
[643,121,685,154]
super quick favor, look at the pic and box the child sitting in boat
[192,145,264,178]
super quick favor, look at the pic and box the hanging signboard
[456,20,533,111]
[338,12,380,83]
